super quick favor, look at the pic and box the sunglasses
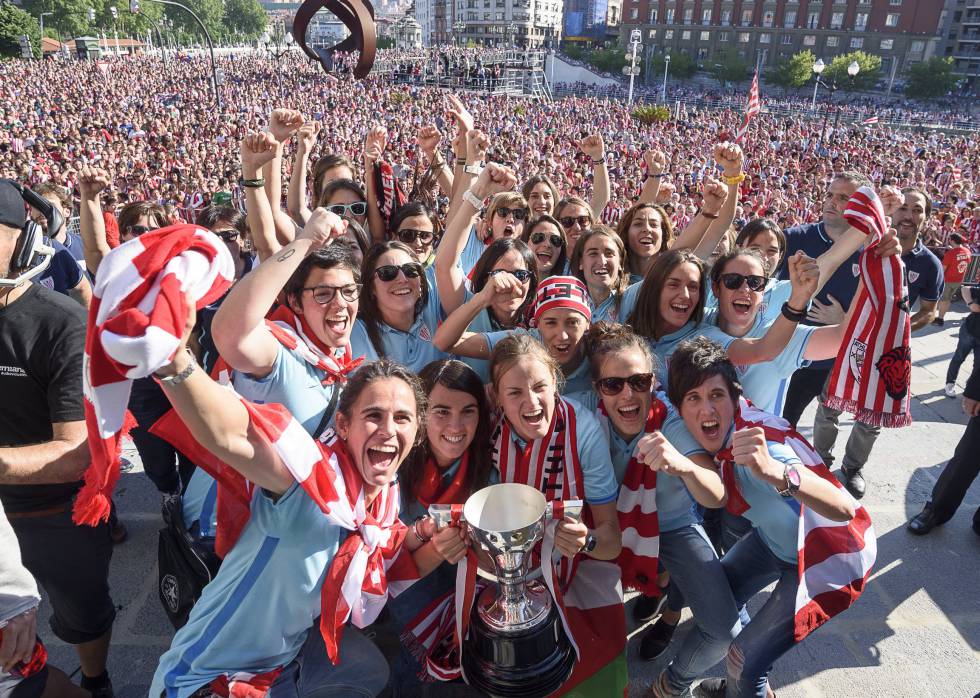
[530,232,563,247]
[212,228,241,242]
[595,373,654,397]
[374,262,423,282]
[395,228,435,244]
[559,215,591,229]
[126,225,153,237]
[719,273,767,292]
[494,206,528,221]
[327,201,367,217]
[302,283,362,304]
[488,268,533,283]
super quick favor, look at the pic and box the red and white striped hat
[532,276,592,326]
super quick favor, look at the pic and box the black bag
[157,494,222,629]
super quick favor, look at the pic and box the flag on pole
[734,70,761,143]
[861,116,879,126]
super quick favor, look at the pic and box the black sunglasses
[302,284,362,304]
[530,232,563,247]
[374,263,423,282]
[559,215,590,229]
[327,202,368,217]
[488,268,533,283]
[494,206,528,221]
[595,373,654,397]
[719,273,767,292]
[395,228,435,244]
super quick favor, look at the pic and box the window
[741,9,753,24]
[739,31,751,42]
[649,8,657,22]
[850,37,864,48]
[698,47,709,58]
[719,31,729,42]
[781,34,793,45]
[700,30,710,40]
[759,32,771,43]
[826,35,839,47]
[684,8,693,23]
[831,12,844,29]
[763,10,774,27]
[890,0,901,5]
[910,40,925,53]
[880,38,894,49]
[803,34,816,46]
[885,13,899,27]
[784,10,796,27]
[702,9,712,25]
[807,11,820,28]
[855,12,868,30]
[682,29,691,39]
[664,28,674,39]
[648,28,657,39]
[722,10,732,25]
[630,8,638,19]
[665,8,674,23]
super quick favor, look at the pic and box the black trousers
[931,415,980,527]
[781,366,832,428]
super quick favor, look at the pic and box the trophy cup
[430,483,582,697]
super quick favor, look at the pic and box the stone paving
[36,310,980,698]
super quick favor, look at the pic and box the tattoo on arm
[276,249,296,262]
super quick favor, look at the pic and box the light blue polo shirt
[182,467,218,538]
[150,482,343,697]
[591,291,621,324]
[460,225,486,276]
[483,328,591,395]
[704,277,792,328]
[349,287,448,373]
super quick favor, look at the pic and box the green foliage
[904,57,958,100]
[377,36,395,49]
[0,3,40,58]
[165,0,223,43]
[18,0,164,40]
[649,51,696,79]
[823,51,880,91]
[631,104,671,124]
[222,0,267,40]
[766,49,815,89]
[711,49,750,85]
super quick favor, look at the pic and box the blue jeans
[269,623,389,697]
[720,530,797,698]
[946,328,980,385]
[659,525,742,694]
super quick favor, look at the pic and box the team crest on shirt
[419,325,431,341]
[907,270,919,283]
[852,263,860,277]
[848,339,868,384]
[161,574,180,614]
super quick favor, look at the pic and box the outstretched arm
[76,166,112,275]
[672,176,729,253]
[287,121,320,225]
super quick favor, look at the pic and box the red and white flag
[715,399,877,642]
[735,70,761,144]
[861,116,880,126]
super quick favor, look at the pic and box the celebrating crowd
[2,47,980,698]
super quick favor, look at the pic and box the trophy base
[463,600,575,698]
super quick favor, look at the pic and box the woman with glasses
[569,225,631,323]
[317,179,369,232]
[554,196,593,252]
[521,214,568,279]
[350,240,448,372]
[574,323,741,692]
[388,201,440,273]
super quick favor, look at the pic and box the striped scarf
[74,225,235,526]
[714,398,877,642]
[825,186,912,428]
[597,398,667,596]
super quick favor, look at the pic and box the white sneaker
[944,383,957,398]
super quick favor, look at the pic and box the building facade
[941,0,980,89]
[448,0,564,46]
[619,0,944,81]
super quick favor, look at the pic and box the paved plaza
[37,310,980,698]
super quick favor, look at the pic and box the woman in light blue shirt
[568,225,631,324]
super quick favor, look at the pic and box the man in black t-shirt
[0,180,116,698]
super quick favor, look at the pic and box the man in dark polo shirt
[0,180,115,697]
[810,187,944,498]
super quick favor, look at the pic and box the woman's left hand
[554,517,588,558]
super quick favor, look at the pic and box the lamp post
[810,57,825,111]
[626,28,642,106]
[662,52,670,104]
[142,0,221,109]
[38,12,53,44]
[260,21,293,97]
[454,19,464,47]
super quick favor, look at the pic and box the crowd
[1,46,980,698]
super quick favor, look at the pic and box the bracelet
[591,156,606,165]
[239,177,265,188]
[413,516,432,544]
[455,157,467,166]
[701,210,720,220]
[156,349,197,386]
[645,173,666,180]
[781,302,807,323]
[463,163,484,176]
[721,172,747,186]
[462,189,485,210]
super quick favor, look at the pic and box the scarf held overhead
[714,398,877,642]
[75,224,235,525]
[825,186,912,428]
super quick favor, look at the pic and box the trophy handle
[545,499,584,523]
[428,503,465,530]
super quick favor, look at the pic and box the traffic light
[109,6,118,19]
[130,0,140,13]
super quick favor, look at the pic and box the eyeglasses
[395,228,435,245]
[488,268,532,283]
[494,206,528,221]
[530,232,563,247]
[302,284,362,304]
[126,225,152,237]
[212,228,241,242]
[559,215,591,229]
[374,263,423,282]
[595,373,654,397]
[327,202,368,218]
[719,273,767,292]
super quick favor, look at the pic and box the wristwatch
[778,464,802,497]
[156,349,197,386]
[462,189,485,210]
[581,532,598,554]
[463,163,484,176]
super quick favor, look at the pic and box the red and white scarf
[597,398,667,596]
[415,452,470,510]
[714,399,877,642]
[825,186,912,428]
[74,224,235,525]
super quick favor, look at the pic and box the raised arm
[577,134,609,217]
[76,166,112,275]
[241,132,282,261]
[672,176,729,253]
[266,108,306,246]
[433,270,523,355]
[636,149,670,206]
[362,124,389,245]
[691,143,744,259]
[443,94,477,224]
[211,208,346,378]
[286,121,320,225]
[418,123,454,197]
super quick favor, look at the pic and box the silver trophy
[430,483,582,697]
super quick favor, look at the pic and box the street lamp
[810,57,825,111]
[454,19,465,46]
[38,12,53,42]
[662,52,671,103]
[260,22,293,96]
[847,60,860,78]
[626,28,642,106]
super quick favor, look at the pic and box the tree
[767,49,815,90]
[823,50,881,91]
[0,3,40,58]
[223,0,266,40]
[165,0,224,44]
[650,51,697,80]
[905,57,958,100]
[711,49,750,85]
